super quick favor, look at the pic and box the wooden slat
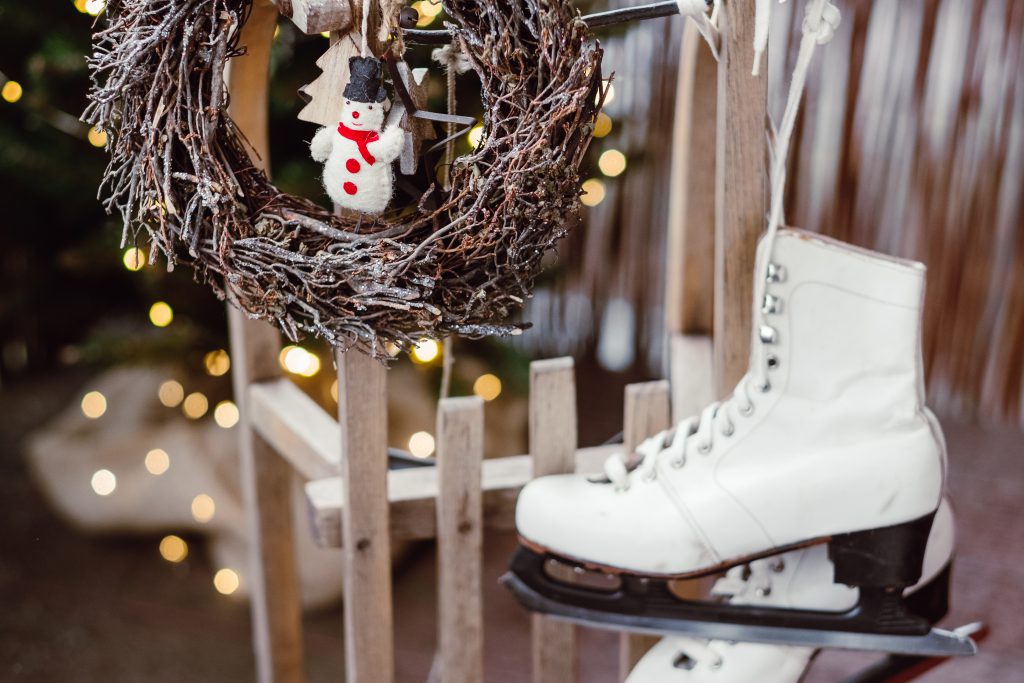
[436,397,485,683]
[277,0,353,35]
[669,333,715,423]
[337,348,394,683]
[249,378,340,481]
[225,2,304,682]
[666,20,719,337]
[529,358,578,683]
[617,382,672,681]
[714,0,768,395]
[304,444,619,547]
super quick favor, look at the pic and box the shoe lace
[603,0,840,493]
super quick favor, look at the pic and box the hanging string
[431,44,471,190]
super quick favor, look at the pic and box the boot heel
[829,512,935,588]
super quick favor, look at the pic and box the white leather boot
[516,228,944,580]
[624,499,955,683]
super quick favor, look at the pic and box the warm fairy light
[473,373,502,401]
[87,125,107,148]
[74,0,90,13]
[330,379,339,402]
[598,149,627,177]
[91,469,116,496]
[408,431,436,458]
[213,568,240,595]
[411,339,440,364]
[145,448,171,475]
[1,80,23,104]
[320,31,330,38]
[191,494,216,523]
[593,112,612,138]
[158,380,184,407]
[122,247,146,271]
[81,391,107,419]
[182,392,209,419]
[149,301,173,327]
[84,0,105,15]
[467,124,484,148]
[385,342,401,357]
[203,349,231,376]
[580,178,606,207]
[213,400,239,429]
[159,535,188,563]
[279,345,321,376]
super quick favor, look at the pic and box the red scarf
[337,123,379,165]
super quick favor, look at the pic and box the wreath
[84,0,603,356]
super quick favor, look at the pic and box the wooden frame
[226,0,767,680]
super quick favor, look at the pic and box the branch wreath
[84,0,603,356]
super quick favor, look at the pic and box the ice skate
[624,500,958,682]
[503,230,975,656]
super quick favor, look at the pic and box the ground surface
[1,370,1020,682]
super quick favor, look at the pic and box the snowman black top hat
[344,56,387,103]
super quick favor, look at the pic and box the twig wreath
[84,0,603,356]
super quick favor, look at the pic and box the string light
[203,349,231,376]
[408,431,436,458]
[122,247,145,271]
[467,124,484,148]
[73,0,90,13]
[84,0,105,15]
[91,469,116,496]
[593,112,612,138]
[159,535,188,563]
[598,149,627,177]
[182,392,209,419]
[473,374,502,401]
[1,80,23,104]
[145,448,171,475]
[191,494,216,523]
[81,391,107,419]
[411,339,440,364]
[278,345,321,377]
[385,342,401,357]
[149,301,173,327]
[87,125,107,148]
[213,400,239,429]
[320,31,330,38]
[213,568,240,595]
[158,380,184,407]
[580,178,606,207]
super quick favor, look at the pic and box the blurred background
[1,0,1021,681]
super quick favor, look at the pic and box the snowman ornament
[310,56,405,216]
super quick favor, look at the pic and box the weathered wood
[250,379,340,481]
[304,444,619,547]
[225,2,304,681]
[617,382,672,681]
[669,334,715,422]
[529,357,578,683]
[715,0,768,395]
[436,397,485,683]
[666,20,719,337]
[278,0,354,35]
[337,348,394,683]
[397,64,435,175]
[297,33,362,127]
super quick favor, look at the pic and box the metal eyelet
[755,585,772,598]
[721,422,735,437]
[766,263,787,283]
[670,456,686,469]
[759,325,778,344]
[759,380,771,393]
[697,442,712,455]
[762,294,783,315]
[767,354,780,370]
[710,659,723,671]
[739,402,754,417]
[770,559,786,573]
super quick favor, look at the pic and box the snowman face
[341,99,385,131]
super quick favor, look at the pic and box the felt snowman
[310,56,405,215]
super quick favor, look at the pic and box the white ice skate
[503,231,974,656]
[624,500,956,683]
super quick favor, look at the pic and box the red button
[346,158,361,173]
[343,182,357,195]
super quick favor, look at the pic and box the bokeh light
[473,373,502,401]
[411,339,440,364]
[580,178,606,207]
[278,345,321,377]
[191,494,215,523]
[598,149,627,177]
[122,247,146,271]
[203,349,231,376]
[182,392,209,419]
[81,391,107,419]
[213,400,239,429]
[158,380,184,407]
[213,568,240,595]
[408,431,436,458]
[144,448,170,475]
[2,80,23,104]
[149,302,173,327]
[159,535,188,563]
[91,469,116,496]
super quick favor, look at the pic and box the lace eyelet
[697,442,712,455]
[755,585,772,597]
[759,381,771,393]
[771,559,786,573]
[710,658,723,671]
[721,423,735,437]
[739,403,754,417]
[767,354,780,370]
[670,457,685,469]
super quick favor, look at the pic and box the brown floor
[1,372,1022,682]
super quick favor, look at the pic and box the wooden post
[226,2,305,681]
[529,358,578,683]
[337,348,394,682]
[714,0,768,395]
[617,382,672,681]
[436,397,485,683]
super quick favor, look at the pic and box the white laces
[603,0,840,493]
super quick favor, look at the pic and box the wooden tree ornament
[277,0,355,35]
[297,33,363,127]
